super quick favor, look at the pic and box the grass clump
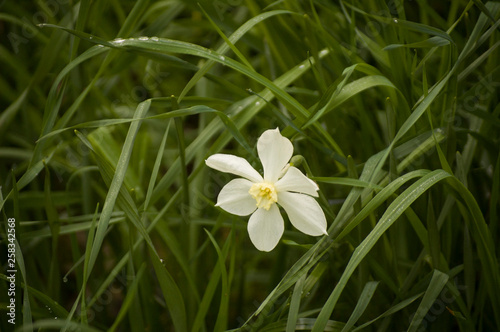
[1,0,499,331]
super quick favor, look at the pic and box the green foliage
[1,0,499,331]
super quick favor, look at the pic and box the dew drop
[393,18,399,23]
[113,38,125,44]
[63,277,68,283]
[160,259,164,263]
[151,36,159,41]
[319,49,328,56]
[255,101,261,106]
[138,36,149,41]
[299,64,306,69]
[89,36,93,39]
[219,55,225,61]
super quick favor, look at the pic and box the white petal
[206,154,263,183]
[215,179,257,216]
[275,166,319,197]
[247,204,284,252]
[257,128,293,183]
[278,192,327,236]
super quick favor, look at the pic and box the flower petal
[247,204,284,252]
[257,128,293,182]
[215,178,257,216]
[275,166,319,197]
[206,154,263,183]
[278,192,327,236]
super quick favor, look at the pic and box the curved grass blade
[329,150,385,237]
[0,273,68,319]
[407,270,449,332]
[340,281,379,332]
[0,151,54,212]
[304,74,402,129]
[351,293,423,331]
[177,10,294,102]
[38,105,252,156]
[335,170,430,242]
[312,170,452,331]
[39,24,310,122]
[316,168,500,331]
[313,177,383,190]
[384,36,450,50]
[239,237,333,329]
[86,100,150,279]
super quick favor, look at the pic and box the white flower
[205,128,328,252]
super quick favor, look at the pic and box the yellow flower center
[248,182,278,210]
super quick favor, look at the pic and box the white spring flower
[206,128,328,252]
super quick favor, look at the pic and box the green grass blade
[313,177,383,190]
[407,270,449,332]
[313,170,452,332]
[143,119,171,211]
[204,229,230,332]
[86,100,150,278]
[352,293,423,331]
[177,10,294,102]
[340,281,379,332]
[39,24,311,122]
[148,246,187,332]
[286,273,307,332]
[108,263,146,332]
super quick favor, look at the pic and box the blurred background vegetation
[1,0,499,331]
